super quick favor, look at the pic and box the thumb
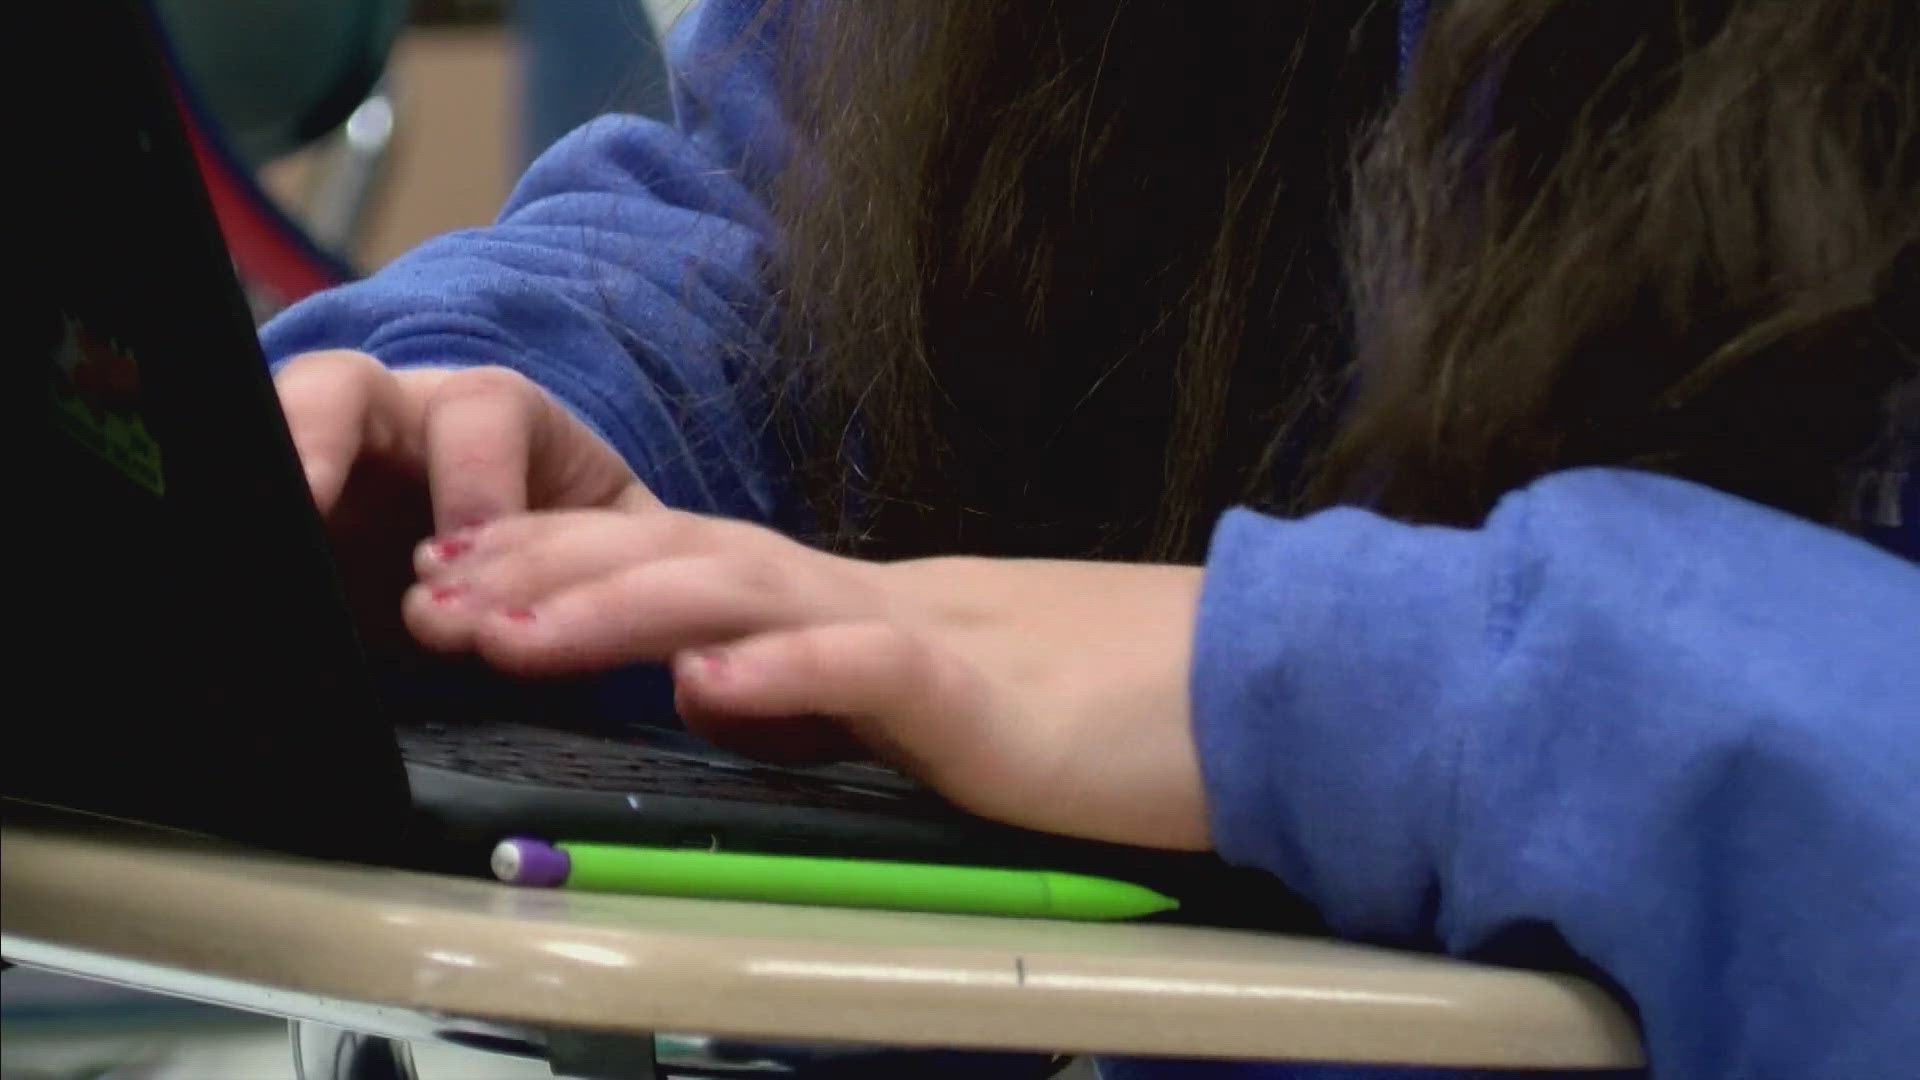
[671,623,1027,816]
[674,622,1213,851]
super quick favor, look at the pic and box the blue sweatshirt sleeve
[1193,467,1920,1077]
[258,0,792,525]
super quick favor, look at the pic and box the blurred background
[259,0,693,270]
[7,2,688,1076]
[129,0,695,320]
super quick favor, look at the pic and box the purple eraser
[491,837,570,886]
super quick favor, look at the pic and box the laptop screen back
[15,0,409,861]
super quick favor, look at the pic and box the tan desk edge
[1,807,1643,1068]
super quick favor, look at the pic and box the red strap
[167,82,347,307]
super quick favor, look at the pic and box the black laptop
[14,0,1314,928]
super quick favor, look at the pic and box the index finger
[421,367,544,533]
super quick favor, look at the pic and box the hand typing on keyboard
[400,507,1210,853]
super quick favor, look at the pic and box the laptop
[14,0,1315,929]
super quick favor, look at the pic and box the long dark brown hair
[754,0,1917,559]
[1328,0,1919,525]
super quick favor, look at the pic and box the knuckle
[277,348,380,380]
[644,510,708,555]
[887,631,981,717]
[275,353,383,413]
[722,553,789,599]
[437,364,532,404]
[849,621,933,681]
[777,628,839,682]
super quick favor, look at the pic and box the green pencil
[492,838,1179,921]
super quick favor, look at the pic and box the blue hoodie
[262,2,1920,1076]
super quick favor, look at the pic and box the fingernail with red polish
[428,584,465,604]
[687,649,729,681]
[429,535,473,563]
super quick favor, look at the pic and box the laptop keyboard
[395,718,949,817]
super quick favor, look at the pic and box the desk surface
[1,805,1642,1068]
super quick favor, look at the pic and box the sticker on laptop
[49,311,165,496]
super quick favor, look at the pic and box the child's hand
[274,351,656,648]
[277,350,656,528]
[405,509,1210,851]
